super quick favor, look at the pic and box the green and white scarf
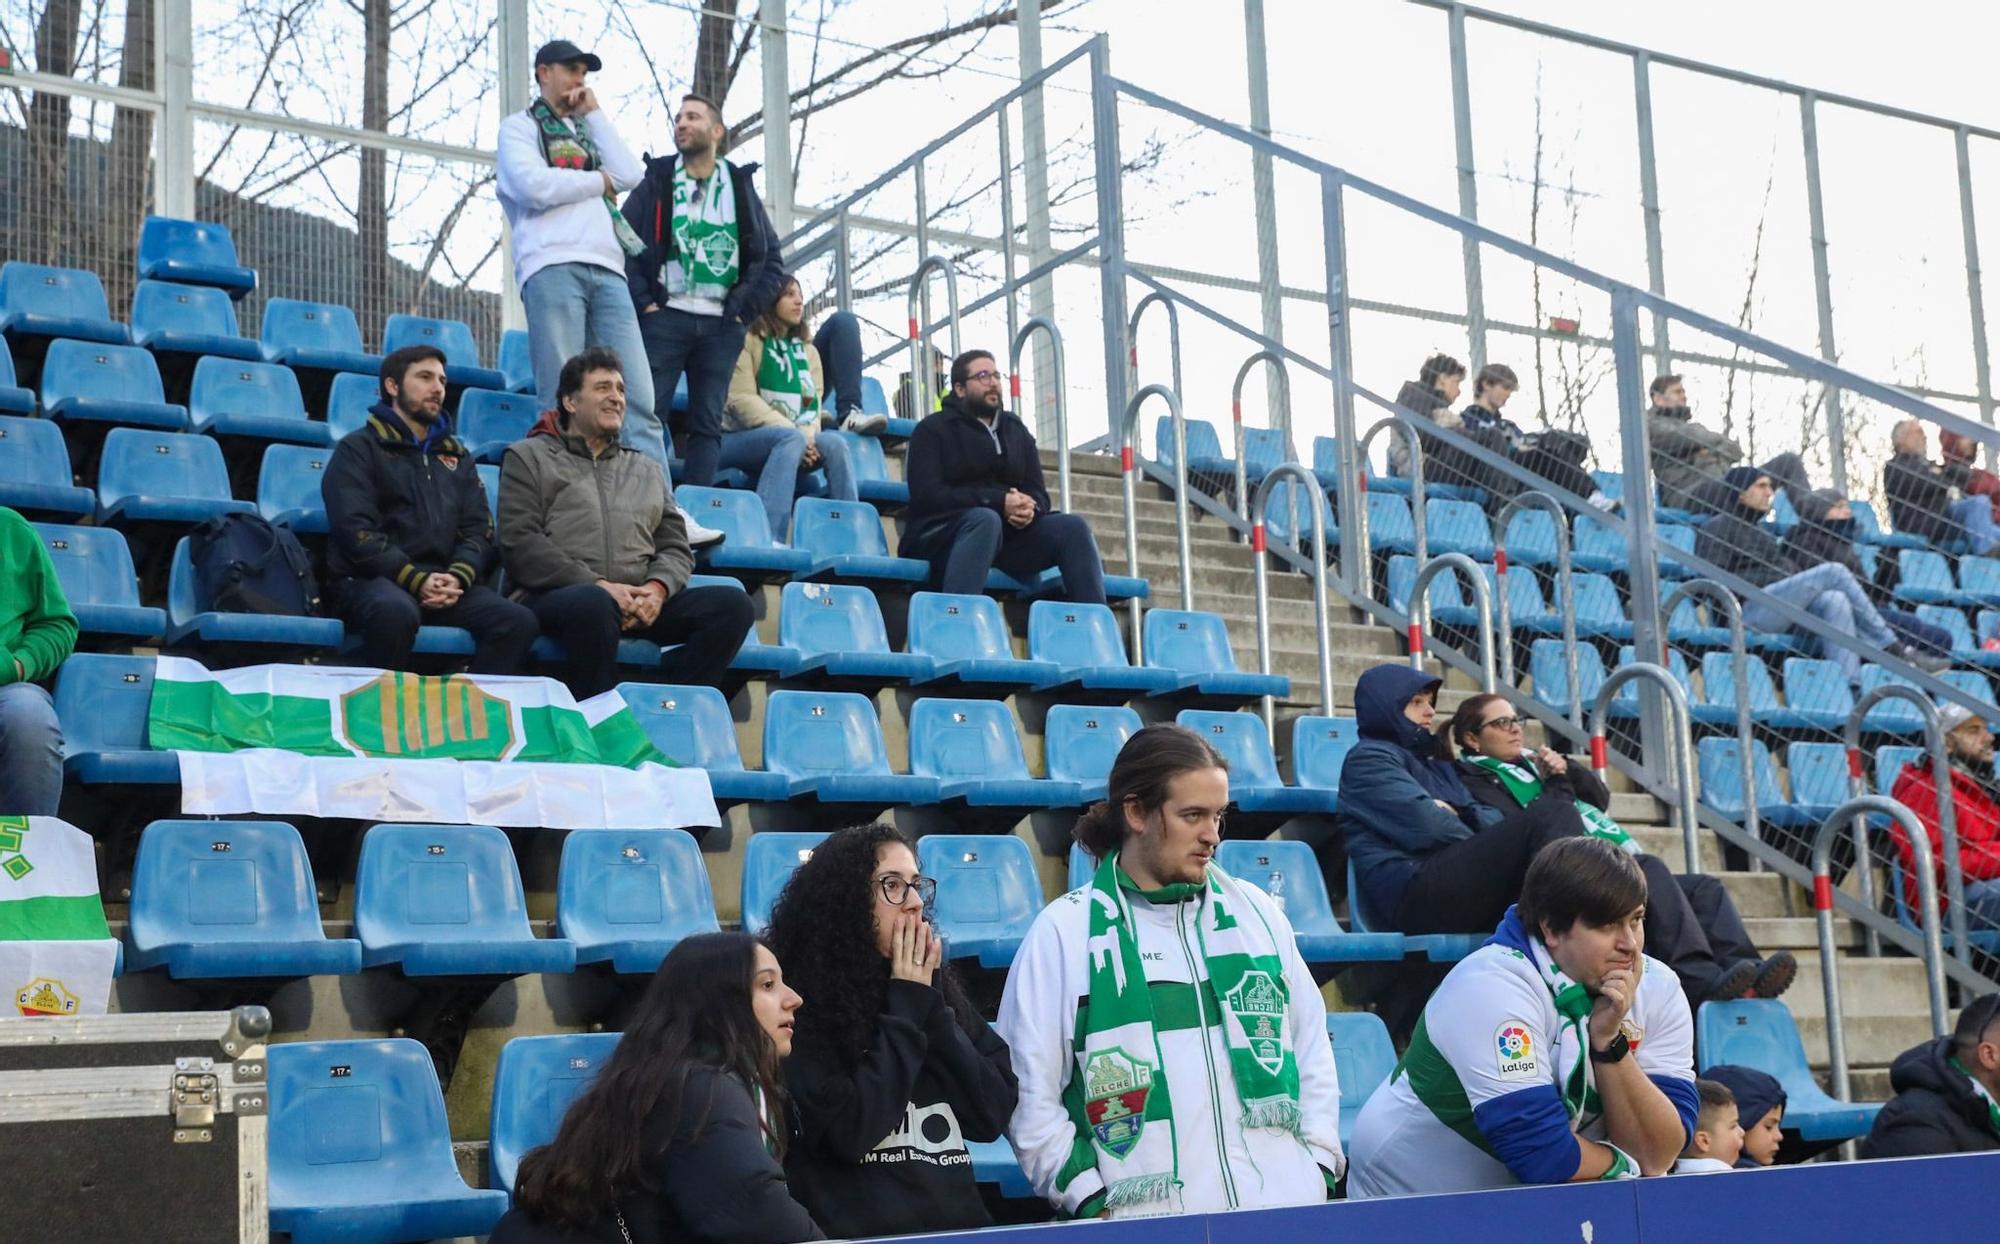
[757,334,819,427]
[1073,851,1301,1210]
[668,160,739,303]
[1528,938,1603,1125]
[1466,755,1639,854]
[528,98,644,257]
[1952,1056,2000,1140]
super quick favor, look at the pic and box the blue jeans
[811,310,865,420]
[1950,496,2000,555]
[639,306,747,488]
[717,425,856,540]
[520,262,666,471]
[1965,878,2000,935]
[1742,562,1898,683]
[0,681,63,815]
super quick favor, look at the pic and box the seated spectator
[1447,694,1796,1008]
[322,345,538,674]
[1692,468,1946,681]
[1673,1079,1743,1175]
[898,349,1105,603]
[1389,352,1476,494]
[492,931,821,1244]
[765,824,1016,1239]
[1940,429,2000,524]
[1885,418,1999,553]
[1861,991,2000,1160]
[722,274,857,541]
[806,306,885,434]
[498,347,753,697]
[1703,1064,1786,1168]
[1647,374,1812,514]
[1458,363,1615,511]
[1784,489,1952,656]
[0,505,76,816]
[1348,837,1699,1196]
[1887,701,2000,937]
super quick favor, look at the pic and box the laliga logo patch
[1495,1021,1538,1080]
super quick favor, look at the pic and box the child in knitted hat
[1704,1064,1787,1167]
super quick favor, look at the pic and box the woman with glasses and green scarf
[764,824,1017,1238]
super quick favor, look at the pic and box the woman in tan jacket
[721,275,856,542]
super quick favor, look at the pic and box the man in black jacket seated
[322,345,537,673]
[1883,417,2000,553]
[1862,991,2000,1159]
[898,349,1106,602]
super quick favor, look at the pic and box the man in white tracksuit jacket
[997,724,1343,1219]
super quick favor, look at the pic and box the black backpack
[188,513,321,616]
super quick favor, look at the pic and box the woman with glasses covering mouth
[763,823,1018,1239]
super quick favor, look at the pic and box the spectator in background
[899,349,1105,603]
[722,275,857,541]
[622,92,786,491]
[1939,429,2000,523]
[321,345,537,675]
[1885,418,2000,553]
[1647,374,1812,515]
[492,932,821,1244]
[1673,1080,1743,1175]
[1783,488,1953,656]
[1458,363,1616,511]
[1862,991,2000,1160]
[498,348,752,697]
[765,824,1016,1239]
[1887,701,2000,936]
[0,505,75,815]
[1390,352,1476,493]
[1703,1065,1786,1168]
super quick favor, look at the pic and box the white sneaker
[841,409,888,434]
[1586,491,1619,512]
[685,518,727,551]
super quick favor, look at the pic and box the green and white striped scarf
[1465,755,1640,854]
[1952,1056,2000,1140]
[1073,850,1301,1210]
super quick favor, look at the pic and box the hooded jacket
[1782,490,1893,607]
[1646,404,1743,510]
[322,404,494,596]
[1860,1035,2000,1159]
[899,394,1052,541]
[1335,664,1499,927]
[1883,450,1971,546]
[1702,1064,1787,1169]
[1690,467,1801,590]
[621,154,785,325]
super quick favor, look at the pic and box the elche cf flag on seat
[146,658,718,830]
[0,817,118,1019]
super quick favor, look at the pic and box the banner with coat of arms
[0,817,117,1019]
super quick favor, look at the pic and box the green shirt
[0,507,78,684]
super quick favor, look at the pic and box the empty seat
[761,690,940,815]
[1291,714,1361,796]
[1697,999,1881,1142]
[353,822,576,976]
[908,697,1079,819]
[489,1032,620,1197]
[129,280,262,365]
[0,261,127,345]
[457,389,540,463]
[1043,704,1142,803]
[1485,563,1554,632]
[1778,657,1856,732]
[1498,507,1560,568]
[917,834,1040,967]
[616,682,791,808]
[1345,857,1481,961]
[126,819,361,978]
[1856,666,1926,733]
[256,443,334,533]
[1363,491,1417,555]
[675,485,811,583]
[0,347,34,414]
[1784,741,1853,824]
[1260,477,1336,555]
[96,428,254,527]
[51,653,178,783]
[136,216,256,295]
[268,1038,508,1243]
[1570,573,1631,640]
[1572,512,1628,574]
[1657,523,1698,579]
[1942,668,1998,712]
[1852,499,1926,550]
[382,313,506,391]
[0,417,93,519]
[325,371,378,438]
[1327,1011,1398,1147]
[825,428,908,510]
[1176,709,1337,824]
[556,827,720,974]
[777,581,935,688]
[1142,608,1290,706]
[498,328,535,394]
[1239,426,1294,487]
[906,591,1060,695]
[31,522,164,644]
[1026,601,1179,701]
[259,298,380,376]
[1893,550,1958,605]
[1957,555,2000,607]
[1528,638,1606,719]
[1155,414,1229,480]
[1698,736,1807,829]
[1215,839,1403,962]
[188,355,331,445]
[166,536,344,653]
[1914,605,1992,667]
[741,830,828,936]
[1611,645,1694,718]
[40,339,188,432]
[1425,497,1494,560]
[1695,652,1811,731]
[1667,594,1735,649]
[792,496,928,586]
[1310,434,1345,492]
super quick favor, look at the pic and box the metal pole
[1957,126,1998,440]
[496,0,532,330]
[834,207,853,311]
[1632,50,1671,375]
[1090,38,1134,655]
[1360,417,1431,569]
[1492,492,1576,716]
[1448,2,1487,372]
[1611,287,1675,790]
[1408,553,1497,693]
[1128,291,1185,410]
[1252,464,1334,726]
[1320,173,1367,600]
[760,1,793,237]
[1845,686,1971,964]
[997,110,1021,356]
[1019,0,1060,445]
[1660,579,1760,866]
[1590,663,1701,874]
[906,256,961,420]
[1244,0,1286,428]
[155,0,195,220]
[1800,92,1847,495]
[1123,383,1194,613]
[1011,317,1069,512]
[1231,352,1291,524]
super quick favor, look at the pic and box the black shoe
[1751,951,1797,1000]
[1895,644,1951,675]
[1704,960,1761,1004]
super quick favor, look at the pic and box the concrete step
[1796,1012,1934,1071]
[1777,952,1932,1018]
[1742,915,1865,950]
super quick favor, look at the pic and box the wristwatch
[1590,1032,1631,1064]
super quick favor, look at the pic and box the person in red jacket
[1939,430,2000,524]
[1888,701,2000,937]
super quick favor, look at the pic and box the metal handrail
[1250,465,1334,730]
[1230,351,1292,523]
[1490,491,1577,727]
[1407,553,1495,693]
[1844,687,1970,964]
[1811,796,1950,1113]
[1356,416,1431,585]
[1659,579,1761,864]
[1120,383,1195,627]
[1128,290,1184,403]
[1010,317,1069,512]
[1589,664,1699,874]
[905,256,960,420]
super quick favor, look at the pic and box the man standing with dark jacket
[1862,993,2000,1159]
[322,345,537,674]
[899,349,1106,603]
[622,93,785,490]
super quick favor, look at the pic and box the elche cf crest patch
[16,976,81,1016]
[1084,1048,1155,1159]
[1225,970,1288,1074]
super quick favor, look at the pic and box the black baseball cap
[534,40,602,72]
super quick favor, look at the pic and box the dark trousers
[526,582,754,699]
[336,578,537,674]
[901,508,1107,604]
[1637,853,1761,1000]
[639,306,748,488]
[1518,431,1599,502]
[811,311,864,419]
[1884,605,1954,654]
[1395,815,1582,934]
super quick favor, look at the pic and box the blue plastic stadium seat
[1216,839,1403,962]
[382,313,506,391]
[0,418,93,519]
[1142,608,1290,706]
[1364,491,1417,555]
[477,462,502,525]
[268,1038,508,1243]
[1943,668,1998,713]
[918,834,1041,968]
[1776,657,1856,732]
[1874,745,1924,797]
[129,279,263,364]
[616,682,791,808]
[31,522,164,644]
[489,1032,620,1197]
[40,339,188,432]
[256,444,333,534]
[792,496,928,586]
[1914,605,1993,667]
[1767,488,1800,534]
[906,591,1060,695]
[1043,704,1141,803]
[1489,563,1556,633]
[1310,435,1345,492]
[1695,652,1810,731]
[167,536,344,653]
[1657,523,1698,579]
[0,261,128,345]
[0,348,34,414]
[825,428,909,510]
[1155,414,1229,482]
[1529,639,1606,719]
[1611,646,1694,719]
[1176,709,1337,823]
[1698,736,1808,829]
[778,580,935,688]
[325,371,378,439]
[188,356,331,445]
[675,485,812,583]
[457,389,540,464]
[1239,426,1294,488]
[761,690,940,814]
[260,298,381,376]
[1328,1011,1398,1147]
[498,328,535,394]
[1571,512,1628,574]
[908,697,1079,818]
[126,819,361,978]
[1068,841,1098,890]
[1956,555,2000,607]
[136,216,256,296]
[741,831,829,936]
[1291,715,1360,798]
[1856,666,1926,734]
[1784,742,1853,824]
[1425,498,1493,560]
[1893,550,1958,605]
[1026,601,1179,701]
[967,1136,1033,1197]
[857,377,909,441]
[556,828,720,974]
[1852,498,1926,550]
[664,572,804,682]
[1367,462,1483,504]
[1698,999,1882,1141]
[1260,478,1336,555]
[96,428,254,528]
[1666,595,1733,648]
[991,564,1153,606]
[51,653,178,783]
[1499,508,1559,568]
[1385,555,1483,627]
[1571,573,1632,640]
[1346,858,1481,961]
[353,822,575,976]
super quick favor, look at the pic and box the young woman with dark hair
[763,824,1017,1239]
[490,932,820,1244]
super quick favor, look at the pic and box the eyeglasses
[963,369,1003,384]
[876,874,938,906]
[1480,715,1527,731]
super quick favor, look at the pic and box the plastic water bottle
[1268,870,1287,914]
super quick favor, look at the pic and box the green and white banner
[148,658,717,830]
[0,817,118,1019]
